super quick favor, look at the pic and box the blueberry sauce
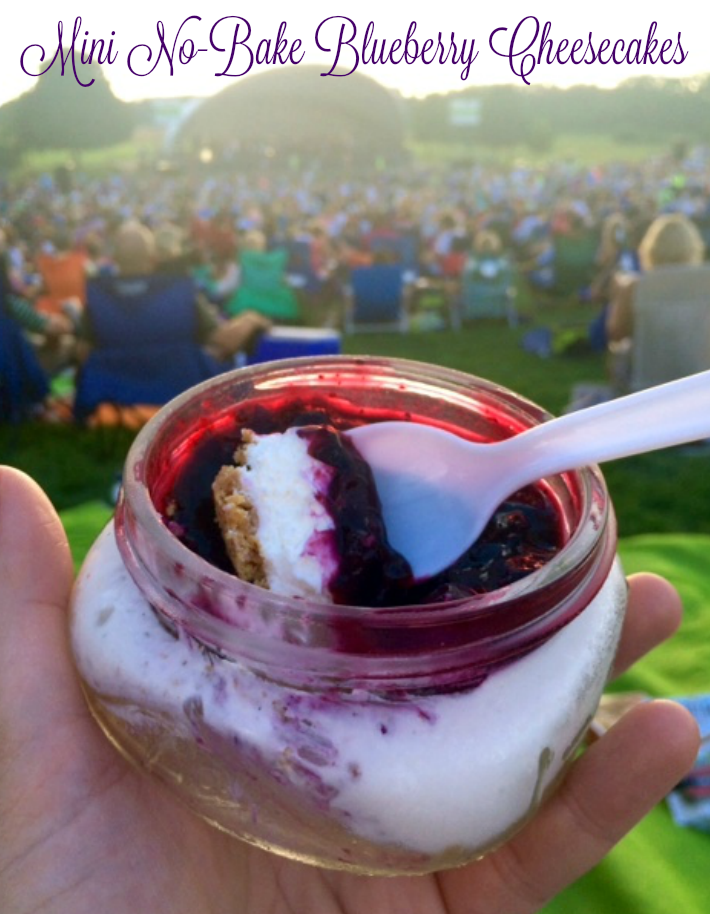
[298,426,412,606]
[156,398,562,608]
[163,400,336,575]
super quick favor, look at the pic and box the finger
[441,700,700,914]
[611,573,683,679]
[0,467,79,749]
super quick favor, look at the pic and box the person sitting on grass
[605,212,706,346]
[1,227,75,376]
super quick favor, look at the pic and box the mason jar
[70,356,627,875]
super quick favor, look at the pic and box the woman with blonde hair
[606,213,706,343]
[637,212,705,271]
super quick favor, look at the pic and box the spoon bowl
[347,369,710,580]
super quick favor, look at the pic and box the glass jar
[70,356,627,875]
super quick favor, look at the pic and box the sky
[1,1,707,107]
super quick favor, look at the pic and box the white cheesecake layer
[231,428,338,598]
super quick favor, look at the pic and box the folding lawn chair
[458,258,519,327]
[0,303,50,423]
[344,264,410,333]
[617,265,710,392]
[74,274,226,421]
[227,248,300,321]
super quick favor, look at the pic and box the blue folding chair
[0,300,50,423]
[345,264,410,333]
[74,274,226,421]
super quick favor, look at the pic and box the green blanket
[61,510,710,910]
[544,534,710,914]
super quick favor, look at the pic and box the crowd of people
[2,145,710,416]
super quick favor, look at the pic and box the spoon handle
[513,369,710,481]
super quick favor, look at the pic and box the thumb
[0,466,78,749]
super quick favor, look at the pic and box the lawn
[410,134,668,169]
[3,307,709,568]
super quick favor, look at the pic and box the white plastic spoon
[347,369,710,580]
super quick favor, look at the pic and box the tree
[1,53,134,153]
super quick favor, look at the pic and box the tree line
[2,61,710,168]
[404,75,710,151]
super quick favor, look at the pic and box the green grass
[8,132,162,181]
[344,324,605,416]
[1,423,133,510]
[409,134,668,169]
[59,500,114,569]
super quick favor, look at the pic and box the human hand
[44,312,74,337]
[0,466,700,914]
[239,309,274,333]
[208,310,272,360]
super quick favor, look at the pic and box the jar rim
[116,356,617,689]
